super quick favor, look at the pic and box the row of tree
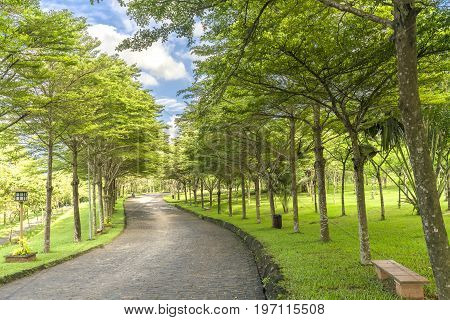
[113,0,448,299]
[0,1,165,251]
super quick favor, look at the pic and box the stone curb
[172,203,287,299]
[0,202,128,287]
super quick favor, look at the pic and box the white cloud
[156,98,186,113]
[193,22,205,38]
[166,115,179,141]
[108,0,137,33]
[88,24,189,85]
[139,72,158,86]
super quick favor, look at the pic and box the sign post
[14,190,28,240]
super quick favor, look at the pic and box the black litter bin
[272,214,282,229]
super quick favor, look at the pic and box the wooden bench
[372,260,429,299]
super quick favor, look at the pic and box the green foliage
[10,238,32,256]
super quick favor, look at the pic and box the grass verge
[165,187,449,299]
[0,199,126,284]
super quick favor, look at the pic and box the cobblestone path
[0,194,264,299]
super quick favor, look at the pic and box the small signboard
[14,190,28,202]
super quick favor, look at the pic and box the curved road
[0,194,264,299]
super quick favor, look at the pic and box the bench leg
[395,282,425,299]
[374,267,390,280]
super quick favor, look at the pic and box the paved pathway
[0,194,264,299]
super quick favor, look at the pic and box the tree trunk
[247,180,251,206]
[376,169,385,221]
[92,165,97,233]
[313,107,330,241]
[97,168,104,232]
[217,180,221,214]
[106,181,114,220]
[371,180,375,200]
[228,184,233,217]
[313,177,318,213]
[103,187,110,225]
[350,133,371,265]
[241,174,247,219]
[268,176,276,216]
[255,177,261,224]
[200,179,204,209]
[447,171,449,211]
[193,182,197,205]
[333,171,337,204]
[44,140,54,253]
[393,0,449,299]
[184,184,188,203]
[398,173,402,208]
[289,117,299,232]
[71,142,81,242]
[209,189,213,209]
[341,158,347,216]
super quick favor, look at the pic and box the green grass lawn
[0,206,71,238]
[0,199,126,283]
[165,186,449,299]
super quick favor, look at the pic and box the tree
[116,0,449,297]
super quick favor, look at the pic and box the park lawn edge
[166,200,286,299]
[0,199,127,286]
[164,192,443,300]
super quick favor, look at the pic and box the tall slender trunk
[200,179,204,209]
[103,184,109,225]
[255,177,261,224]
[114,180,118,202]
[268,176,276,216]
[71,141,81,242]
[209,188,213,208]
[44,140,53,253]
[447,171,449,211]
[241,174,247,219]
[313,107,330,241]
[313,177,318,213]
[97,168,104,232]
[371,179,375,200]
[247,180,251,206]
[341,159,347,216]
[398,172,402,208]
[393,0,449,299]
[228,183,233,217]
[184,184,188,203]
[92,165,97,232]
[104,181,113,221]
[350,133,371,265]
[376,169,385,220]
[193,180,197,205]
[217,180,221,214]
[289,117,299,232]
[333,172,337,204]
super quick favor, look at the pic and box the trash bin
[272,214,282,229]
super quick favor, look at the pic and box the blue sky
[40,0,200,137]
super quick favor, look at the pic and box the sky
[40,0,201,138]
